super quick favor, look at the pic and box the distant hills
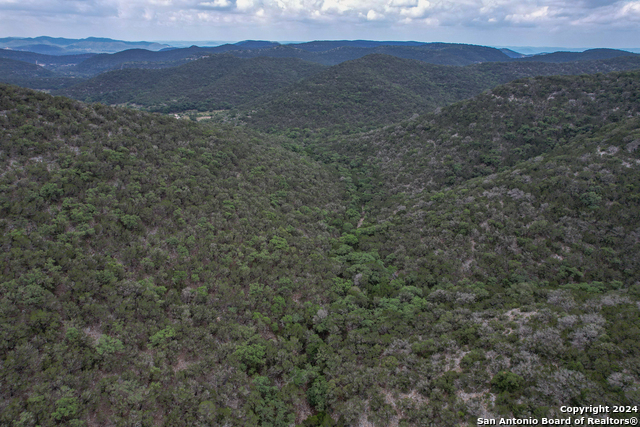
[239,54,640,133]
[50,53,640,132]
[2,39,640,131]
[1,39,637,80]
[519,48,638,63]
[0,36,170,55]
[0,57,83,89]
[57,55,326,112]
[0,49,93,72]
[0,57,58,80]
[229,43,512,66]
[49,42,514,76]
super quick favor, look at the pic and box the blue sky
[0,0,638,48]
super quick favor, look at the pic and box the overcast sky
[0,0,638,48]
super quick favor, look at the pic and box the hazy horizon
[1,0,639,50]
[2,36,640,56]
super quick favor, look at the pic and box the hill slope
[307,69,640,289]
[520,48,637,63]
[1,70,639,426]
[240,54,640,133]
[0,57,83,89]
[57,55,327,112]
[0,84,352,426]
[230,42,511,66]
[0,49,94,72]
[64,42,512,75]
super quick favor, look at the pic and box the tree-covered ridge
[226,42,512,66]
[0,57,84,90]
[5,51,640,124]
[315,70,640,192]
[0,58,58,80]
[239,54,640,134]
[0,36,169,55]
[518,48,638,63]
[0,50,94,72]
[0,84,353,426]
[1,68,639,427]
[53,41,513,75]
[298,72,640,426]
[56,55,327,112]
[353,114,640,293]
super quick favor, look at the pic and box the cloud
[199,0,233,8]
[0,0,119,17]
[506,6,551,24]
[0,0,638,47]
[366,8,383,19]
[236,0,255,10]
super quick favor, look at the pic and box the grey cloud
[580,0,622,9]
[0,0,638,47]
[0,0,118,17]
[197,0,237,11]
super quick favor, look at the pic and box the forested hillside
[305,68,640,291]
[0,50,94,72]
[1,68,639,427]
[57,55,326,112]
[64,42,512,74]
[518,48,637,63]
[0,58,84,90]
[239,54,640,133]
[0,84,352,426]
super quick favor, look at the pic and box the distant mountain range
[57,55,326,112]
[237,54,640,133]
[1,38,638,78]
[499,45,640,55]
[50,53,640,133]
[517,48,639,63]
[1,39,639,123]
[0,36,170,55]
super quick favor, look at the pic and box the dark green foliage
[517,48,638,63]
[1,66,640,426]
[491,371,525,393]
[0,58,81,89]
[0,83,351,426]
[240,54,640,133]
[57,55,326,112]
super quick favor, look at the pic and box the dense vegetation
[0,58,85,90]
[43,53,640,134]
[0,50,94,73]
[518,48,638,63]
[57,55,326,112]
[1,62,639,427]
[0,84,352,426]
[239,54,640,133]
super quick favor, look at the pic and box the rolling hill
[57,55,327,112]
[0,49,94,72]
[239,54,640,133]
[52,53,640,132]
[1,68,639,426]
[230,42,512,66]
[56,42,513,76]
[519,48,637,63]
[0,36,170,54]
[0,57,84,89]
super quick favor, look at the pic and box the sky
[0,0,639,48]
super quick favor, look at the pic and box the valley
[0,40,639,427]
